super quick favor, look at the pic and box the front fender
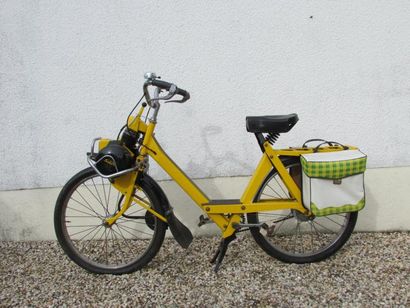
[138,173,171,218]
[138,173,193,248]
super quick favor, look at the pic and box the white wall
[1,1,410,191]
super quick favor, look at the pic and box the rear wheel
[54,168,167,274]
[247,158,358,263]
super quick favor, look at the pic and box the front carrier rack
[86,138,138,179]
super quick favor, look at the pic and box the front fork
[104,172,138,226]
[104,169,167,226]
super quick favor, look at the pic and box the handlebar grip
[149,79,190,102]
[176,88,190,101]
[150,79,173,90]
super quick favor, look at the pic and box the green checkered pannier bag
[301,150,367,216]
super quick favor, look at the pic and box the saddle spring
[265,133,280,145]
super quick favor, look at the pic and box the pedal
[210,234,236,273]
[198,215,212,227]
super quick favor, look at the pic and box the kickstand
[210,234,236,273]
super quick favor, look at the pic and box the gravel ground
[1,232,409,307]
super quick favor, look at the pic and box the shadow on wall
[158,125,252,237]
[170,125,253,236]
[184,125,254,178]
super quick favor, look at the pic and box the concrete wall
[1,1,410,239]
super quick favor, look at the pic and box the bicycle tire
[54,167,167,274]
[247,157,358,263]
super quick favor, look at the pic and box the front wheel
[247,158,358,263]
[54,168,167,274]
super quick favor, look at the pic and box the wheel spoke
[69,197,103,219]
[91,178,107,213]
[81,226,104,253]
[312,220,337,234]
[260,214,293,226]
[104,228,108,265]
[125,207,145,216]
[273,218,286,236]
[72,191,104,219]
[292,223,299,253]
[134,192,149,203]
[66,215,99,218]
[113,225,133,252]
[101,178,109,213]
[82,183,108,216]
[295,222,301,253]
[323,215,344,227]
[310,222,314,250]
[261,192,279,199]
[77,225,101,242]
[116,224,139,239]
[107,183,112,212]
[116,218,148,225]
[116,190,121,212]
[310,221,324,247]
[67,206,100,218]
[69,225,100,237]
[109,228,121,265]
[67,224,102,228]
[265,185,283,198]
[273,176,289,198]
[117,223,154,237]
[111,228,126,265]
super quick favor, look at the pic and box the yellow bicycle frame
[108,105,356,238]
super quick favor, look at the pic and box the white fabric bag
[301,150,367,216]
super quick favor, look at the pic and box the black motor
[120,128,140,154]
[94,141,135,176]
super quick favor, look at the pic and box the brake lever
[150,84,177,102]
[164,91,189,104]
[164,98,187,104]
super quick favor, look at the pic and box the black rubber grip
[150,79,173,90]
[150,79,190,101]
[176,88,190,101]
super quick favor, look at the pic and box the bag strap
[313,141,348,153]
[302,139,331,148]
[302,139,348,152]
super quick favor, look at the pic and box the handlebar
[141,73,190,123]
[144,76,190,104]
[150,79,173,90]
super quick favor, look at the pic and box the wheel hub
[292,209,313,222]
[102,214,115,228]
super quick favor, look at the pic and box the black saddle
[246,114,299,134]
